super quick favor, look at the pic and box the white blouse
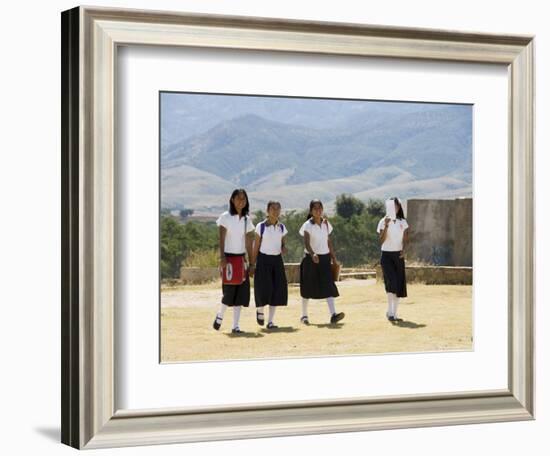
[255,221,288,255]
[299,219,333,255]
[216,211,255,254]
[376,217,409,252]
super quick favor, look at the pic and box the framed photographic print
[61,5,534,450]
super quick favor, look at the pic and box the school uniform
[298,219,339,299]
[216,211,255,307]
[253,220,288,307]
[376,217,408,298]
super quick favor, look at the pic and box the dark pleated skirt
[254,253,288,307]
[221,253,250,307]
[300,253,339,299]
[380,251,407,298]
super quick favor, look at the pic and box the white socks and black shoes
[256,310,265,326]
[330,312,345,324]
[212,315,223,330]
[386,293,402,322]
[213,303,228,331]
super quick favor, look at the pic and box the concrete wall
[407,198,472,266]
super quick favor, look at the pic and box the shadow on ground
[392,319,426,329]
[260,326,299,334]
[225,331,265,338]
[311,323,345,329]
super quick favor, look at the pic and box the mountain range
[160,95,472,214]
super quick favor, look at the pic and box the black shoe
[300,316,310,325]
[330,312,345,324]
[393,316,403,322]
[266,322,278,330]
[213,316,222,330]
[388,316,396,322]
[231,327,244,334]
[256,312,265,326]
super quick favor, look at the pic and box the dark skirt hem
[254,253,288,307]
[380,250,407,298]
[300,253,339,299]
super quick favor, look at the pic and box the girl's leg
[386,293,394,318]
[232,305,242,330]
[268,305,277,325]
[217,303,228,320]
[213,302,228,329]
[256,306,265,325]
[301,298,309,318]
[327,297,336,316]
[393,296,400,319]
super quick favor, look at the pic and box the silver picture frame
[61,6,535,449]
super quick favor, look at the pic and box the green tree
[366,198,385,219]
[160,216,218,279]
[280,209,309,263]
[335,194,366,220]
[252,209,266,225]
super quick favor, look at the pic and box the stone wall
[407,198,472,266]
[376,265,472,285]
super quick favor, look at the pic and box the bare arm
[304,231,314,255]
[378,217,391,245]
[328,236,337,264]
[304,231,319,263]
[246,231,255,267]
[251,233,261,267]
[218,226,227,268]
[400,228,409,258]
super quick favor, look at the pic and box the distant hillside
[160,99,472,213]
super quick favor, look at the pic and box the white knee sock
[393,295,400,318]
[386,293,394,317]
[302,298,309,318]
[327,297,336,315]
[268,306,276,324]
[232,306,242,329]
[257,307,265,318]
[217,303,228,321]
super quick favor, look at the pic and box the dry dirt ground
[160,280,472,363]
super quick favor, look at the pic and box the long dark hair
[307,199,324,223]
[391,197,405,220]
[228,188,250,216]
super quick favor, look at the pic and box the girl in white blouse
[250,201,288,329]
[376,197,409,322]
[299,199,344,325]
[212,189,255,334]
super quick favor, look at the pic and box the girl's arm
[281,235,287,255]
[379,217,391,245]
[219,226,227,268]
[246,230,255,268]
[250,233,261,269]
[400,228,409,258]
[328,236,337,264]
[304,231,319,263]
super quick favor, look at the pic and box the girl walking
[212,189,255,334]
[377,197,409,322]
[299,199,344,325]
[250,201,288,329]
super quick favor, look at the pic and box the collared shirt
[256,220,288,255]
[216,211,255,254]
[376,217,409,251]
[299,218,333,255]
